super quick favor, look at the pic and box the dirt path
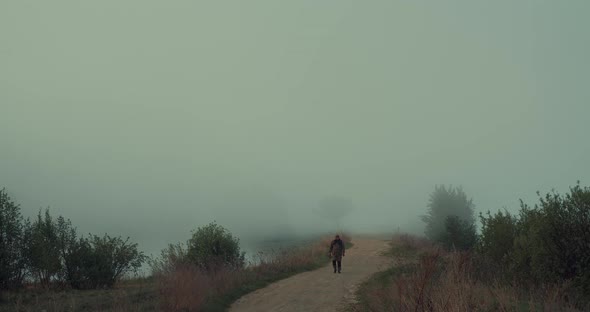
[229,238,391,312]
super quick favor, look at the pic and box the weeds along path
[229,238,391,312]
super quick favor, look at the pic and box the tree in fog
[20,208,145,289]
[0,189,26,289]
[316,197,354,231]
[422,185,475,246]
[23,209,62,287]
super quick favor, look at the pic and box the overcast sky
[1,1,589,255]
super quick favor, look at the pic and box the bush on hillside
[518,184,590,290]
[477,209,517,272]
[481,182,590,295]
[441,215,477,251]
[74,234,146,288]
[150,223,245,277]
[187,222,245,271]
[150,242,189,276]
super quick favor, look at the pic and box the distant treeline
[422,182,590,296]
[0,189,146,290]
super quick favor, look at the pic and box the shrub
[149,242,189,276]
[480,182,590,296]
[149,222,245,277]
[510,203,545,282]
[441,215,477,251]
[0,189,26,289]
[478,209,517,268]
[514,183,590,292]
[75,234,146,289]
[187,222,245,270]
[357,234,583,312]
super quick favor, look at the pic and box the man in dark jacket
[329,234,345,273]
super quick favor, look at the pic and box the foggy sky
[2,1,589,256]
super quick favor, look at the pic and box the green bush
[187,222,245,270]
[509,205,544,283]
[441,215,477,251]
[518,184,590,290]
[478,210,517,268]
[74,234,146,288]
[480,182,590,295]
[151,222,245,275]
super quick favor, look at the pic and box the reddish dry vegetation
[356,234,585,312]
[157,234,350,312]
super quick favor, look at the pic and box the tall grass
[355,234,585,312]
[0,279,159,312]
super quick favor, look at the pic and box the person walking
[329,234,345,273]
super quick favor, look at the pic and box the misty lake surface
[242,235,322,264]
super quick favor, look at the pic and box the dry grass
[355,234,585,312]
[157,265,210,311]
[0,279,159,312]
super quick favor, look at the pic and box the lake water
[242,235,322,265]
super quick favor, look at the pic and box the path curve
[230,238,390,312]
